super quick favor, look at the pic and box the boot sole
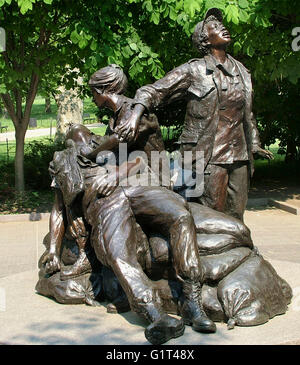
[183,318,217,333]
[145,321,185,345]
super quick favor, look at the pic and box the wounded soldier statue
[35,124,292,345]
[36,15,292,343]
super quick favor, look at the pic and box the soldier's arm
[115,63,192,142]
[250,113,273,160]
[43,189,66,274]
[84,134,119,160]
[88,157,145,197]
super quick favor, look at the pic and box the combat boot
[137,300,185,345]
[181,281,216,333]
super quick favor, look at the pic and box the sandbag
[202,285,226,322]
[35,268,103,306]
[217,254,293,328]
[145,234,173,280]
[36,233,103,306]
[197,234,252,256]
[146,234,252,275]
[188,203,253,246]
[201,247,252,282]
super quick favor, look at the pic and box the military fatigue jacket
[134,54,261,175]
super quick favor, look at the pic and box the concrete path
[0,128,57,142]
[0,124,104,142]
[0,208,300,345]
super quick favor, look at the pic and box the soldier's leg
[225,162,249,222]
[90,188,185,344]
[198,164,229,212]
[123,185,216,333]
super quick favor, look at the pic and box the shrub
[24,138,65,190]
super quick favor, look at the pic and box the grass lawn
[0,94,99,132]
[1,135,297,214]
[0,125,107,163]
[0,95,298,215]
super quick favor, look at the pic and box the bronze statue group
[36,8,292,345]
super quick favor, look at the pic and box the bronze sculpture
[36,9,292,345]
[42,130,218,343]
[116,8,273,222]
[40,65,218,344]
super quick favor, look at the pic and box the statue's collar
[204,53,238,77]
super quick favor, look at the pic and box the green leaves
[225,4,240,25]
[1,0,299,97]
[18,0,34,14]
[0,84,7,93]
[143,0,153,12]
[70,28,91,50]
[233,40,242,55]
[129,42,138,51]
[150,11,160,25]
[90,39,97,52]
[183,0,201,18]
[238,0,249,9]
[205,0,226,12]
[245,44,254,57]
[238,8,250,23]
[121,45,133,58]
[70,30,80,44]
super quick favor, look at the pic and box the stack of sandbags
[146,203,292,328]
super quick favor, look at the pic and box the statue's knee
[174,209,193,226]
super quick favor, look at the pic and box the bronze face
[205,20,231,48]
[65,124,93,146]
[91,89,114,110]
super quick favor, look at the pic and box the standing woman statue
[116,8,273,222]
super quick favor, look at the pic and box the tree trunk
[285,137,297,163]
[55,87,83,142]
[1,106,8,118]
[1,72,39,192]
[45,97,52,114]
[14,124,27,192]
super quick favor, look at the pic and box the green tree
[0,0,86,191]
[1,0,299,192]
[78,0,300,154]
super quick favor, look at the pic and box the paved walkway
[0,128,57,142]
[0,124,104,142]
[0,207,300,345]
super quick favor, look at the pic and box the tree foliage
[0,0,299,191]
[0,0,90,190]
[65,0,300,159]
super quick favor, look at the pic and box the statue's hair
[192,15,220,56]
[88,64,128,95]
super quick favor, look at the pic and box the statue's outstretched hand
[252,146,274,160]
[115,112,139,143]
[43,252,61,274]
